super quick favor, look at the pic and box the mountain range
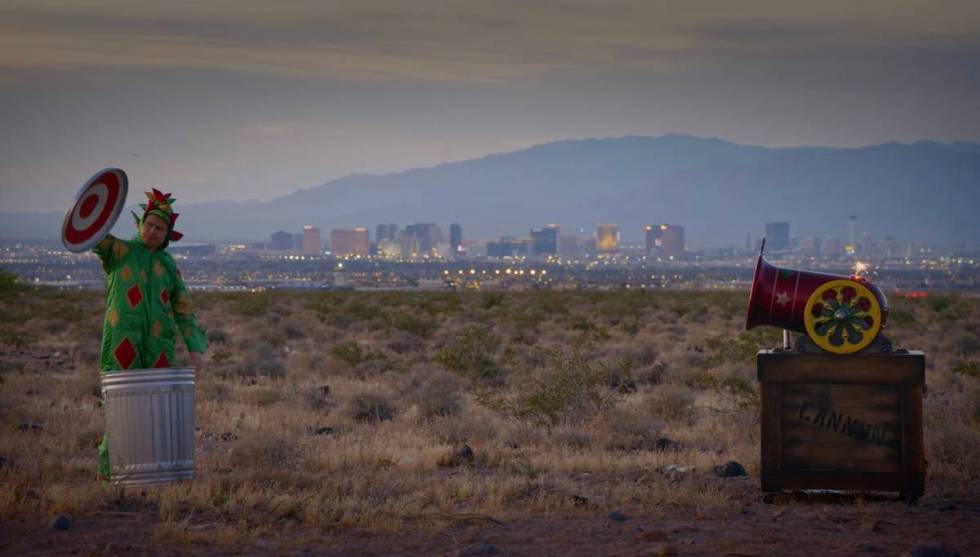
[2,134,979,247]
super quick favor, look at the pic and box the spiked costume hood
[132,188,184,251]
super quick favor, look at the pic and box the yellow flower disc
[803,279,882,354]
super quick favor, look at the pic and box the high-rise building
[450,223,462,253]
[530,224,559,257]
[292,233,303,251]
[487,238,528,258]
[301,225,322,255]
[406,223,441,254]
[398,230,418,258]
[376,224,398,243]
[558,235,579,258]
[801,236,822,258]
[330,228,370,256]
[594,224,620,252]
[644,224,684,257]
[765,222,790,252]
[270,230,293,251]
[377,240,401,259]
[822,237,842,258]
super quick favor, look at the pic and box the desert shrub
[517,354,608,426]
[619,316,640,336]
[418,293,463,316]
[283,321,306,340]
[231,435,302,470]
[210,348,232,365]
[635,361,667,385]
[75,428,103,451]
[330,341,385,367]
[259,329,287,349]
[924,294,954,314]
[243,386,286,407]
[433,324,500,380]
[70,366,102,399]
[597,407,664,451]
[231,292,270,317]
[929,421,980,478]
[206,329,229,345]
[342,298,385,321]
[504,307,544,341]
[946,331,980,356]
[389,311,437,338]
[645,384,696,424]
[410,373,463,418]
[304,384,332,411]
[0,325,27,349]
[531,291,570,315]
[600,356,636,393]
[348,392,396,423]
[552,428,591,450]
[237,343,286,379]
[198,379,230,402]
[719,375,758,410]
[387,333,426,354]
[702,328,781,366]
[481,292,505,310]
[950,361,979,379]
[0,268,20,297]
[888,309,916,327]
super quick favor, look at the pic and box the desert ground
[1,272,978,556]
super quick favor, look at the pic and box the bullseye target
[61,168,128,253]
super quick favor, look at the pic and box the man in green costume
[94,188,207,479]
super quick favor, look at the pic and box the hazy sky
[2,0,979,212]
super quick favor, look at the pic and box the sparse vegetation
[0,287,977,549]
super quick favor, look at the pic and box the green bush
[517,354,607,426]
[412,377,463,418]
[348,392,396,423]
[481,292,505,310]
[646,384,695,424]
[331,341,365,366]
[342,298,385,321]
[207,329,230,345]
[702,328,781,366]
[951,361,979,379]
[232,292,271,317]
[0,325,26,349]
[0,268,20,298]
[433,324,500,380]
[390,312,437,338]
[237,342,285,378]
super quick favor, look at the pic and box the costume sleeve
[92,235,123,273]
[171,267,207,353]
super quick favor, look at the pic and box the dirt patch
[3,482,978,556]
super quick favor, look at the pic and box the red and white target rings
[61,168,128,253]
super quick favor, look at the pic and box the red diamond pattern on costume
[126,285,142,308]
[152,352,169,368]
[160,289,169,305]
[113,337,136,369]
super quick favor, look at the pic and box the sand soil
[2,480,977,556]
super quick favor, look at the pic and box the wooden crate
[758,350,925,500]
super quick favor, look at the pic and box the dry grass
[1,286,978,540]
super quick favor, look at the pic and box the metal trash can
[101,367,195,486]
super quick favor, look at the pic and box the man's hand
[189,352,204,370]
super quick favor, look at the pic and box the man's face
[140,214,169,251]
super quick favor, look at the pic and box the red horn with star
[745,255,888,354]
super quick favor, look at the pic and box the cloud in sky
[1,0,979,211]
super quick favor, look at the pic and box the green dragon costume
[95,188,206,478]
